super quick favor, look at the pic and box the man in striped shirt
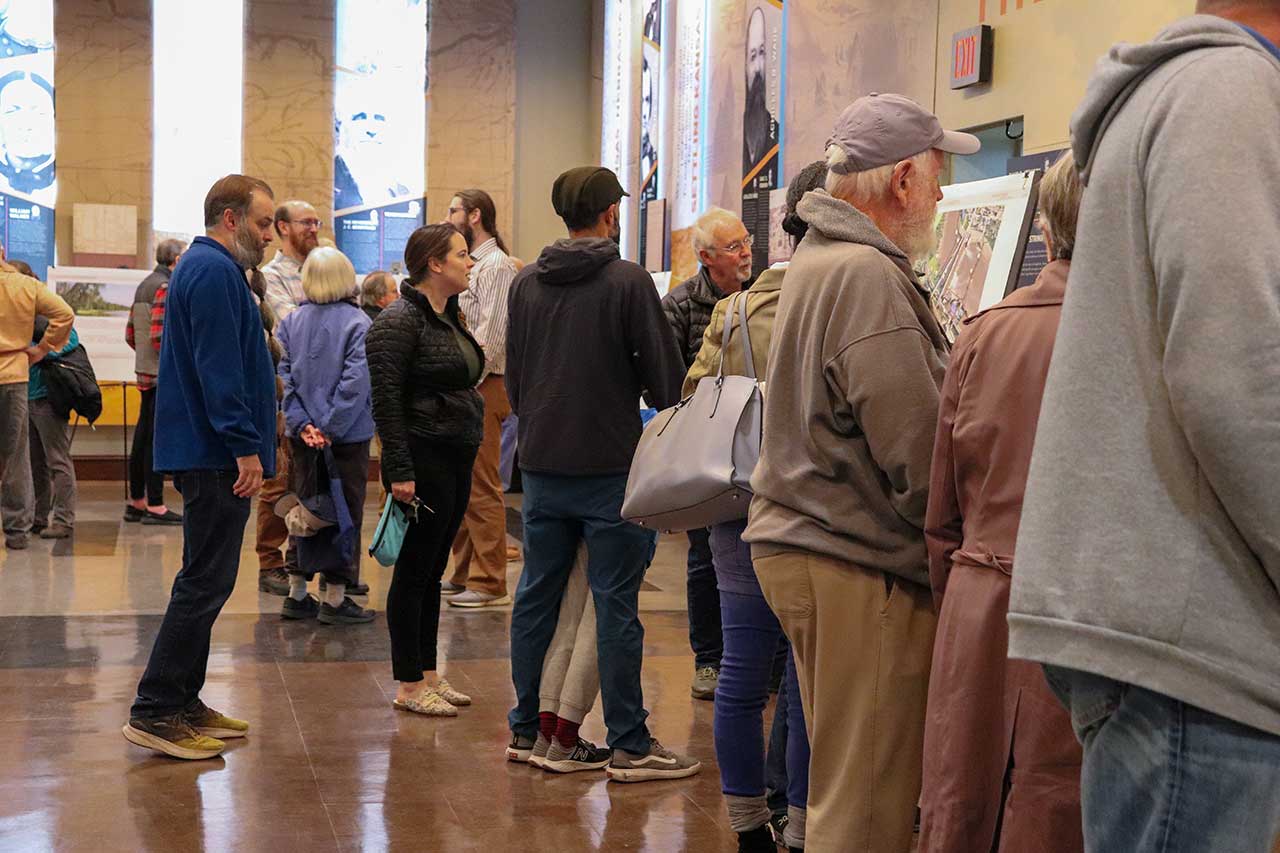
[444,189,520,608]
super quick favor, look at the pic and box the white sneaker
[447,590,512,608]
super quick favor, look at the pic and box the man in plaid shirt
[123,238,185,525]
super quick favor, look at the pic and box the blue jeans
[509,472,655,754]
[1045,666,1280,853]
[712,520,809,812]
[686,527,723,669]
[132,470,250,718]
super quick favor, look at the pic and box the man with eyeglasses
[261,201,322,322]
[660,206,754,702]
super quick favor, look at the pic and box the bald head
[274,200,321,261]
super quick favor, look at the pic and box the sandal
[392,688,457,717]
[435,678,471,706]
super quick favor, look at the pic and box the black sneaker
[318,597,376,625]
[258,568,290,596]
[606,738,701,783]
[123,505,145,523]
[30,520,48,535]
[4,534,28,551]
[281,593,320,620]
[142,509,183,525]
[736,824,776,853]
[542,737,611,773]
[506,732,536,763]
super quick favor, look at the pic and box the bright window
[151,0,244,237]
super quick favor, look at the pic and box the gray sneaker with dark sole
[606,738,701,783]
[543,737,611,773]
[318,597,376,625]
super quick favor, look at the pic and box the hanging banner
[0,3,55,280]
[668,0,706,281]
[333,0,428,275]
[600,0,633,258]
[638,0,664,271]
[741,0,783,278]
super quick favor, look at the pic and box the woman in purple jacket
[275,246,376,626]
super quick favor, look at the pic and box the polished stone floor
[0,483,741,852]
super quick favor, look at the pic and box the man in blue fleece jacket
[123,174,278,761]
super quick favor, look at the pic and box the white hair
[691,207,745,255]
[301,246,359,305]
[824,145,935,208]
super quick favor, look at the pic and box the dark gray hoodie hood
[1071,15,1275,184]
[534,237,620,285]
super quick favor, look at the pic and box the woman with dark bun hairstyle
[682,160,829,853]
[365,223,485,716]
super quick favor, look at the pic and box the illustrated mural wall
[0,1,55,279]
[333,0,428,275]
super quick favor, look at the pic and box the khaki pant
[255,432,293,572]
[537,543,599,723]
[754,549,937,853]
[449,375,512,596]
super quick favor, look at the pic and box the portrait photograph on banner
[638,0,663,271]
[0,1,55,279]
[333,0,428,274]
[740,0,783,278]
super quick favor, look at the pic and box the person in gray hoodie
[1008,5,1280,851]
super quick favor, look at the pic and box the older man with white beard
[743,94,979,853]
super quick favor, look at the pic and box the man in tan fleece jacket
[0,263,73,549]
[744,94,979,853]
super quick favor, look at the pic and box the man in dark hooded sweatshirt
[504,166,699,782]
[1009,3,1280,850]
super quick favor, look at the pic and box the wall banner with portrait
[741,0,784,279]
[637,0,664,272]
[0,2,55,279]
[920,171,1039,342]
[333,0,428,275]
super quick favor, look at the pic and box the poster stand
[67,381,131,501]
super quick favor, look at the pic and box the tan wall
[55,0,153,270]
[244,0,336,249]
[934,0,1196,153]
[426,0,517,239]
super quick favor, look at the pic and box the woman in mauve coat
[918,152,1085,853]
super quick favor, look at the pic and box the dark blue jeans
[1045,665,1280,853]
[509,471,655,754]
[686,527,723,669]
[132,469,251,719]
[711,520,809,810]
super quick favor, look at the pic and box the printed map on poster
[920,172,1037,342]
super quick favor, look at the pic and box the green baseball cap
[552,166,629,222]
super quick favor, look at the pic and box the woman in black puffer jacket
[366,223,484,717]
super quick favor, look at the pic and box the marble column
[55,0,153,269]
[427,0,517,241]
[243,0,336,248]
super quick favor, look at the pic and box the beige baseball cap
[827,93,981,174]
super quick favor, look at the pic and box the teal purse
[368,495,428,567]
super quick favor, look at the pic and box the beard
[896,196,941,267]
[744,72,769,160]
[459,221,475,250]
[290,230,317,259]
[231,217,266,269]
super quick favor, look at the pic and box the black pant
[131,470,250,718]
[129,387,165,505]
[288,438,369,585]
[686,527,723,669]
[386,438,476,682]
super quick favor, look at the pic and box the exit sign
[951,25,994,89]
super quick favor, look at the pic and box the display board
[741,0,784,279]
[333,0,428,275]
[46,266,151,384]
[667,0,706,280]
[1007,149,1068,289]
[600,0,633,259]
[0,2,55,279]
[920,171,1038,342]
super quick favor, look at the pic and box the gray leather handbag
[622,292,762,532]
